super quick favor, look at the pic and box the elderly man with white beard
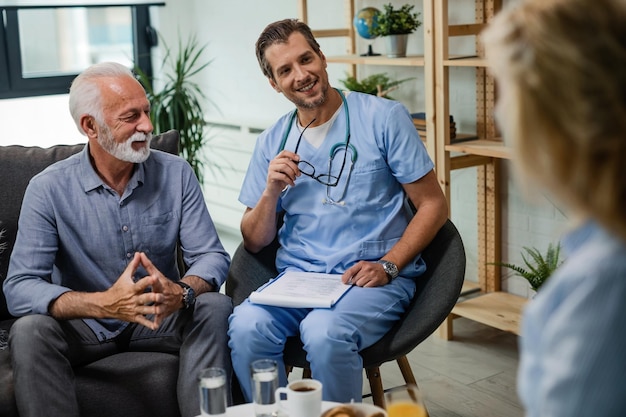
[3,62,232,417]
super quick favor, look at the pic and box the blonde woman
[483,0,626,416]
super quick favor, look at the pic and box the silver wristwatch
[377,260,399,280]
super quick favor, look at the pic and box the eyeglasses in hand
[294,118,352,187]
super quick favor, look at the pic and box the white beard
[97,125,152,163]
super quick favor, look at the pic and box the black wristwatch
[175,281,196,309]
[377,260,399,281]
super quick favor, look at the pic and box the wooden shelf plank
[326,55,425,67]
[460,280,481,295]
[312,28,350,38]
[444,56,487,67]
[452,292,528,335]
[446,139,512,160]
[450,153,492,170]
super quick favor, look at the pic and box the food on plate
[321,404,386,417]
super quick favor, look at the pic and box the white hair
[68,62,136,135]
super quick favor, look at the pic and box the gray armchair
[226,218,466,408]
[0,131,182,417]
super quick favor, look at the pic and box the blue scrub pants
[228,276,416,403]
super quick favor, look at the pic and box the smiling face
[265,32,330,110]
[94,75,153,163]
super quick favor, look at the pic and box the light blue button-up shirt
[518,221,626,416]
[4,145,230,340]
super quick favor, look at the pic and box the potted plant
[495,243,564,292]
[136,33,216,185]
[371,3,422,57]
[338,72,414,99]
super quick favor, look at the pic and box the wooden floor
[287,318,524,417]
[366,318,523,417]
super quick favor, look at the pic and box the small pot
[385,34,409,58]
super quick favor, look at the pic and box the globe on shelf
[353,7,381,56]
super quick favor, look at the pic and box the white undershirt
[297,95,346,149]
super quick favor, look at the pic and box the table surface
[198,401,340,417]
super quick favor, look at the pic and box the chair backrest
[359,218,465,367]
[225,219,466,368]
[226,236,280,306]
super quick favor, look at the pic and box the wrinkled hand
[139,252,183,327]
[266,150,301,196]
[342,261,390,288]
[102,252,182,330]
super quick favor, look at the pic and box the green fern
[338,72,414,99]
[494,243,564,291]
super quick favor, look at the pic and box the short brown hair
[255,19,321,81]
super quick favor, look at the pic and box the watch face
[378,260,399,279]
[185,286,196,308]
[178,281,196,308]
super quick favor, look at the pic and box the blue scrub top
[239,91,434,277]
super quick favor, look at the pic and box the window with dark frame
[0,1,164,100]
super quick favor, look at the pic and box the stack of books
[411,112,456,139]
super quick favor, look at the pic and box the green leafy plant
[338,72,414,99]
[495,243,564,292]
[136,33,215,184]
[371,3,422,36]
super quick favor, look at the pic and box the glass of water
[198,367,228,416]
[250,359,279,417]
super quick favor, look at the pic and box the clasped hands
[103,252,182,330]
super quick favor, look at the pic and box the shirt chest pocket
[347,161,398,207]
[138,211,178,257]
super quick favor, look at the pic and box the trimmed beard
[97,123,152,163]
[292,78,328,109]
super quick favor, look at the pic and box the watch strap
[175,281,195,309]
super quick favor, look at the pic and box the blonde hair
[483,0,626,240]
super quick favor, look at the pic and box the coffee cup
[275,379,322,417]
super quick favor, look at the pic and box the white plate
[320,402,388,417]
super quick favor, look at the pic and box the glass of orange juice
[384,384,427,417]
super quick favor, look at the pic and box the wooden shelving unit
[434,0,528,339]
[298,0,528,339]
[296,0,436,159]
[326,55,425,67]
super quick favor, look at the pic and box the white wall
[0,0,571,297]
[0,95,85,147]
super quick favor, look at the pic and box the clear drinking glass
[385,384,427,417]
[198,367,228,416]
[250,359,279,417]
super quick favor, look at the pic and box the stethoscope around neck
[278,88,358,205]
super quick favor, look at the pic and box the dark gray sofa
[0,131,182,417]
